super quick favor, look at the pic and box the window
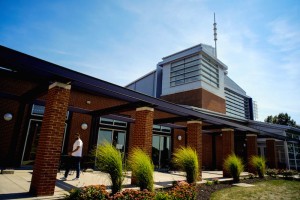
[100,117,127,127]
[31,104,69,119]
[153,125,171,133]
[170,55,201,87]
[170,54,219,87]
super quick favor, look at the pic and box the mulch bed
[196,177,273,200]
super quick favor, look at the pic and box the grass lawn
[210,180,300,200]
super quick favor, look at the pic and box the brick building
[0,44,299,196]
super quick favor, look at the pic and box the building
[126,43,300,170]
[0,44,299,196]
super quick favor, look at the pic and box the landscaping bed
[197,176,299,200]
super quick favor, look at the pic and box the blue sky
[1,0,300,123]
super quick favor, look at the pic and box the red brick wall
[68,113,92,155]
[161,88,226,114]
[30,83,71,196]
[173,128,186,153]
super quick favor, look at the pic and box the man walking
[61,133,83,181]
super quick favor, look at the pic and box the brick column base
[266,139,278,169]
[246,134,258,174]
[186,121,202,180]
[129,107,154,185]
[29,82,71,196]
[222,129,234,177]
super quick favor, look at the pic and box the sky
[1,0,300,123]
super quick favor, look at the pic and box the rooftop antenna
[213,13,217,58]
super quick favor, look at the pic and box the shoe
[72,178,79,181]
[60,177,67,181]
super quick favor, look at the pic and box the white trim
[136,107,154,112]
[49,82,71,90]
[221,128,234,131]
[246,134,257,137]
[187,120,202,124]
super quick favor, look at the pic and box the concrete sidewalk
[0,170,249,200]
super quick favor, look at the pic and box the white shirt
[72,138,83,157]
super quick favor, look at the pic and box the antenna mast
[213,13,217,58]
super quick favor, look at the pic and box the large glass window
[287,143,300,170]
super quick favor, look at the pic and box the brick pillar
[246,134,258,174]
[29,82,71,196]
[186,121,202,180]
[129,107,154,155]
[130,107,154,184]
[222,128,234,177]
[266,139,278,168]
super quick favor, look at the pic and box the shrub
[128,148,154,191]
[223,154,244,183]
[155,191,170,200]
[248,173,255,179]
[94,142,123,194]
[205,180,213,186]
[212,178,219,184]
[250,156,266,178]
[167,181,196,200]
[64,185,109,200]
[266,168,279,178]
[172,147,199,183]
[112,189,155,199]
[280,169,298,179]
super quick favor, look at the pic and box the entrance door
[152,135,171,169]
[97,128,126,153]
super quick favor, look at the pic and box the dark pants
[64,156,81,178]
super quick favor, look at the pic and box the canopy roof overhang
[1,45,300,143]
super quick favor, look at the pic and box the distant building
[126,44,255,120]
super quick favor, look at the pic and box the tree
[264,113,297,127]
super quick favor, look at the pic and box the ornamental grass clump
[172,147,199,183]
[223,154,244,183]
[128,148,154,191]
[94,142,123,194]
[250,155,266,178]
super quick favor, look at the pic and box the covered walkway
[0,170,249,199]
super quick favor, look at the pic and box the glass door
[152,135,171,170]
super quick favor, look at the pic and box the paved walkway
[0,170,249,200]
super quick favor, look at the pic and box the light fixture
[4,113,13,121]
[177,135,182,141]
[81,123,88,130]
[86,100,91,104]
